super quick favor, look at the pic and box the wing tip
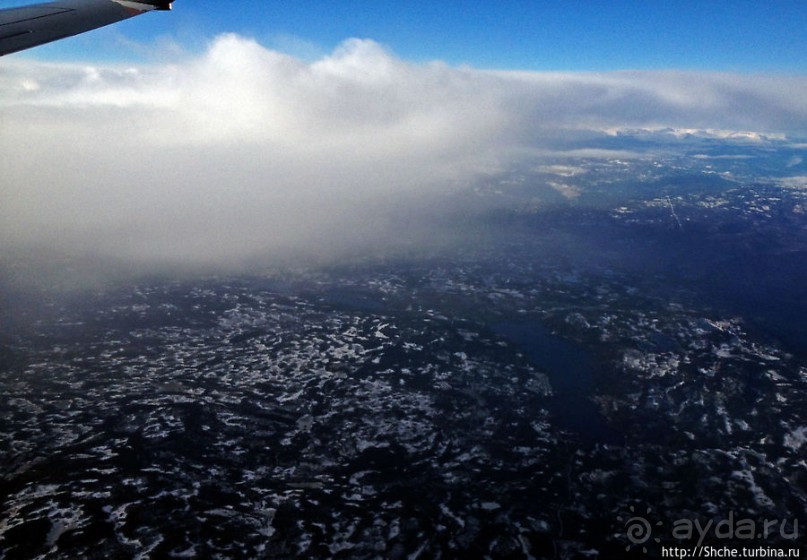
[111,0,173,13]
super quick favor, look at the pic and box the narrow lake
[494,321,622,445]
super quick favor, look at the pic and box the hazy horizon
[2,35,806,273]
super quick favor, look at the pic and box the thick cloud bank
[2,35,806,266]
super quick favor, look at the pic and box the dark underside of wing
[0,0,169,56]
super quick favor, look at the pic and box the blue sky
[3,0,806,71]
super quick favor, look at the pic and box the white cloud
[1,35,806,267]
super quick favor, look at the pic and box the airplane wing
[0,0,172,56]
